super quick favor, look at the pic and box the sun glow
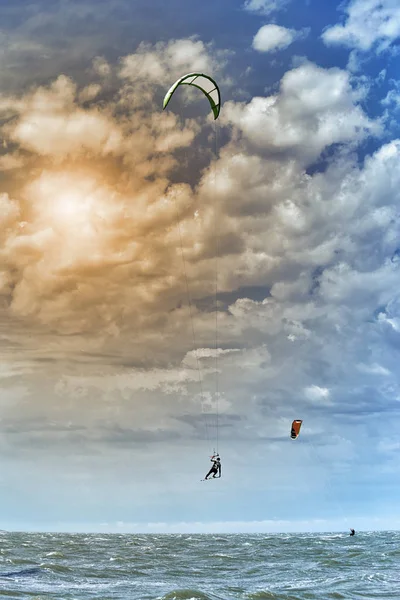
[27,171,112,234]
[50,189,100,235]
[23,170,119,264]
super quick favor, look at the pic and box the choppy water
[0,531,398,599]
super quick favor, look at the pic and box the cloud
[79,84,102,103]
[0,362,34,380]
[243,0,290,16]
[322,0,400,56]
[304,385,331,405]
[92,56,112,78]
[5,76,123,159]
[0,34,399,531]
[252,24,305,53]
[357,363,390,376]
[0,41,221,336]
[382,80,400,112]
[0,52,382,355]
[118,37,231,105]
[221,61,380,164]
[0,51,391,401]
[0,153,25,171]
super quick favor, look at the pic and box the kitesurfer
[350,528,355,536]
[204,455,221,479]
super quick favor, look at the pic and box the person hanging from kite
[163,74,222,481]
[204,454,221,479]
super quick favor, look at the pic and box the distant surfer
[204,455,221,480]
[350,528,355,536]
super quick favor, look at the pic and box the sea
[0,531,398,599]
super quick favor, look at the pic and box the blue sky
[0,0,400,533]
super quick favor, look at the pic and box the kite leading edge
[163,72,221,119]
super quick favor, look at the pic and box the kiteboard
[201,477,221,481]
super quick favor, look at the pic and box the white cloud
[243,0,290,16]
[119,38,226,89]
[378,439,400,453]
[304,385,331,404]
[357,363,390,376]
[377,311,400,332]
[252,24,304,53]
[5,76,123,159]
[323,0,400,53]
[222,62,379,164]
[0,363,34,380]
[382,82,400,111]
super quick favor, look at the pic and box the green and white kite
[163,73,221,119]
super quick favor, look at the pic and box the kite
[163,73,221,119]
[290,420,303,440]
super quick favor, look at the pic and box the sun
[26,170,112,235]
[23,170,119,263]
[49,188,99,234]
[54,191,90,220]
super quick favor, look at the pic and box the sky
[0,0,400,533]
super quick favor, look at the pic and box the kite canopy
[290,419,303,440]
[163,73,221,119]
